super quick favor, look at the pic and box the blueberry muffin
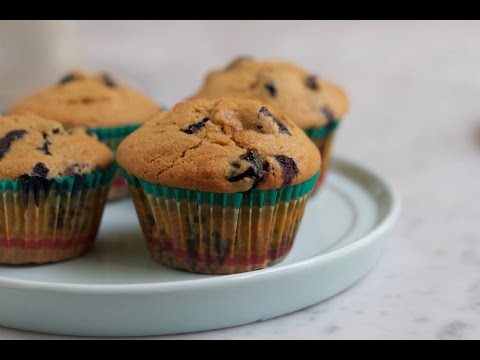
[0,113,115,264]
[118,98,320,274]
[8,70,159,199]
[192,58,349,190]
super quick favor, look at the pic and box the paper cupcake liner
[304,120,341,191]
[86,104,167,150]
[87,124,141,152]
[88,124,141,201]
[122,169,319,275]
[0,166,116,264]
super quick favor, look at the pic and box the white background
[1,20,479,339]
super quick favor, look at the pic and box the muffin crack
[155,140,204,178]
[177,140,204,164]
[37,132,52,156]
[206,117,250,152]
[66,96,111,105]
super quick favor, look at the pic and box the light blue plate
[0,157,400,337]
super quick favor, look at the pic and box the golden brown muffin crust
[8,70,159,128]
[118,98,321,193]
[192,58,349,129]
[0,113,114,179]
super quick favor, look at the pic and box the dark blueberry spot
[228,167,259,183]
[225,56,252,70]
[0,129,28,159]
[37,142,51,156]
[63,164,83,177]
[264,83,277,97]
[52,128,61,135]
[228,150,266,189]
[232,162,241,169]
[263,161,271,174]
[258,107,272,117]
[258,107,291,135]
[37,132,52,156]
[274,155,299,187]
[102,73,117,88]
[18,173,51,207]
[321,107,336,125]
[273,118,291,134]
[182,117,209,135]
[58,73,77,85]
[63,164,89,177]
[257,125,264,130]
[31,162,49,178]
[242,150,263,168]
[305,75,319,91]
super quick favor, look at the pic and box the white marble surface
[1,20,479,340]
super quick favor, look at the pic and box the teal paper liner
[86,105,167,150]
[122,168,319,274]
[303,120,341,139]
[87,124,142,199]
[0,164,117,264]
[87,124,141,151]
[0,165,118,195]
[121,168,320,209]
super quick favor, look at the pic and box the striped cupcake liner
[86,104,167,150]
[304,121,341,192]
[122,169,319,275]
[0,165,117,264]
[88,124,141,201]
[87,124,142,152]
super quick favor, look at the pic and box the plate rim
[0,157,400,294]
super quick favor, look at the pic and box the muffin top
[8,70,159,128]
[118,98,320,193]
[192,58,349,129]
[0,113,114,180]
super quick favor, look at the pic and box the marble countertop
[1,20,479,340]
